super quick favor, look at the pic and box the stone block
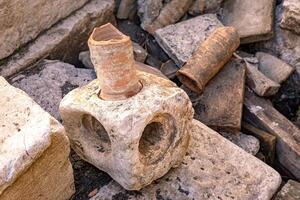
[281,0,300,34]
[221,0,275,44]
[256,52,294,84]
[188,0,223,15]
[0,0,114,78]
[244,88,300,180]
[274,180,300,200]
[11,60,96,120]
[194,59,246,133]
[0,0,89,60]
[154,14,223,67]
[59,71,194,190]
[90,120,281,200]
[0,77,74,200]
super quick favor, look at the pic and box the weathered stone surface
[138,0,193,34]
[11,60,96,120]
[221,0,275,44]
[255,5,300,70]
[0,77,74,200]
[244,88,300,180]
[194,59,246,133]
[245,61,280,97]
[59,71,194,190]
[256,52,294,84]
[220,132,260,155]
[242,122,276,165]
[188,0,223,15]
[154,14,223,67]
[0,0,114,78]
[0,0,89,60]
[160,60,179,79]
[117,0,137,19]
[79,51,94,69]
[281,0,300,34]
[274,180,300,200]
[132,42,148,63]
[91,120,281,200]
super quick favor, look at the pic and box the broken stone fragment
[220,132,260,155]
[256,52,294,84]
[160,60,179,79]
[188,0,224,15]
[245,61,280,97]
[132,42,148,63]
[117,0,137,19]
[60,24,193,190]
[177,27,240,94]
[0,77,74,200]
[193,59,246,133]
[274,180,300,200]
[244,88,300,180]
[138,0,193,34]
[79,51,94,69]
[0,0,89,60]
[221,0,275,44]
[11,60,96,120]
[0,0,114,78]
[154,14,223,67]
[255,4,300,70]
[280,0,300,34]
[90,120,281,200]
[242,122,276,165]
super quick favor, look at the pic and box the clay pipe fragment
[88,23,142,100]
[176,27,240,94]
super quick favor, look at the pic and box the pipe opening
[177,73,201,94]
[91,23,126,42]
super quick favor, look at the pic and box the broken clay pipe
[177,27,240,94]
[88,23,142,100]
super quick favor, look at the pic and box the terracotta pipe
[88,23,142,100]
[177,26,240,94]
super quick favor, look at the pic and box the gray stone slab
[221,0,275,44]
[0,0,114,78]
[154,14,223,67]
[91,120,281,200]
[0,0,89,60]
[11,60,96,120]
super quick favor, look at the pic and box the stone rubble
[0,77,74,200]
[274,180,300,200]
[280,0,300,34]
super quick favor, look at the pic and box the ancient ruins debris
[188,0,223,16]
[280,0,300,34]
[274,180,300,200]
[132,42,148,63]
[193,59,246,133]
[244,88,300,180]
[59,23,194,190]
[256,52,294,84]
[138,0,193,34]
[0,77,74,200]
[242,122,276,165]
[91,120,281,200]
[221,0,275,44]
[177,27,240,94]
[0,0,114,78]
[154,14,223,66]
[244,61,280,97]
[117,0,137,19]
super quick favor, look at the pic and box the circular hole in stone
[81,115,111,153]
[138,114,177,165]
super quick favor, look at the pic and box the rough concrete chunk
[0,0,114,78]
[281,0,300,34]
[0,0,89,60]
[244,89,300,180]
[11,60,96,120]
[274,180,300,200]
[256,52,294,84]
[0,77,74,200]
[91,120,281,200]
[194,59,246,133]
[154,14,223,67]
[221,0,275,44]
[220,132,260,155]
